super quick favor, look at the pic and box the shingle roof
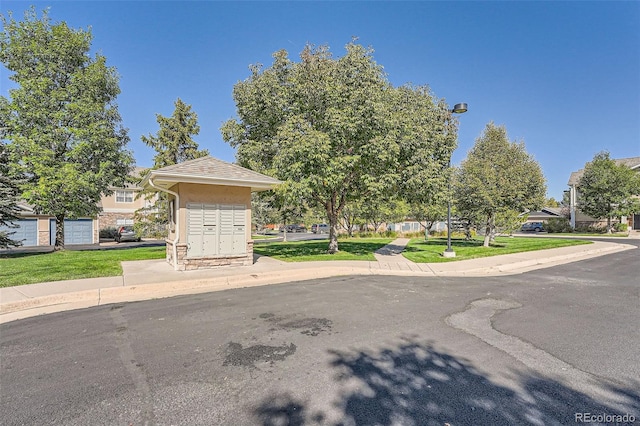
[141,156,281,191]
[616,156,640,169]
[542,207,563,216]
[567,156,640,186]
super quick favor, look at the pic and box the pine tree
[136,99,209,236]
[142,98,208,168]
[0,142,23,248]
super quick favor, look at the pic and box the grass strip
[403,236,592,263]
[253,238,392,262]
[0,246,166,287]
[543,233,629,237]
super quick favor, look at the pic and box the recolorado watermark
[575,412,636,424]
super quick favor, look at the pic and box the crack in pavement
[445,298,637,411]
[110,305,156,425]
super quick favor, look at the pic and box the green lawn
[544,232,629,237]
[403,236,592,263]
[0,246,166,287]
[251,234,280,240]
[253,238,393,262]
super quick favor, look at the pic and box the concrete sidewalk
[1,238,635,324]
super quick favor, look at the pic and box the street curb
[1,242,636,324]
[433,243,635,276]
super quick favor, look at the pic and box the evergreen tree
[142,98,208,168]
[0,141,22,248]
[136,99,209,236]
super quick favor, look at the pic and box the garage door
[50,219,94,245]
[0,219,38,247]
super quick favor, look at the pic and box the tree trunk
[328,212,340,254]
[55,214,65,250]
[607,216,612,234]
[483,214,493,247]
[463,221,473,241]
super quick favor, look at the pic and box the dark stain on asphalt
[280,318,332,336]
[223,342,297,367]
[258,313,333,336]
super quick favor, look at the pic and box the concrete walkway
[1,238,636,324]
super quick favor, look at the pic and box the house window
[116,190,134,203]
[116,218,134,226]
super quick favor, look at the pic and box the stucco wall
[101,189,147,212]
[169,183,252,245]
[162,183,254,270]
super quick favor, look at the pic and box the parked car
[115,226,141,242]
[311,223,329,234]
[279,224,307,233]
[521,222,544,232]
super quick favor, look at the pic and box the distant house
[0,168,153,248]
[97,167,155,230]
[0,201,98,247]
[522,207,564,223]
[567,156,640,230]
[387,220,447,233]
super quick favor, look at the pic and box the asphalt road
[1,239,639,425]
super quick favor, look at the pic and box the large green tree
[578,152,640,232]
[454,122,546,247]
[0,141,22,248]
[222,41,457,253]
[136,98,209,235]
[0,8,133,248]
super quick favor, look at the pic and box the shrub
[339,230,398,239]
[402,231,426,238]
[429,230,474,239]
[614,222,628,232]
[134,222,167,239]
[575,224,607,234]
[544,218,573,233]
[99,227,118,239]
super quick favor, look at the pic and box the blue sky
[2,1,639,200]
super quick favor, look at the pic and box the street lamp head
[451,103,468,114]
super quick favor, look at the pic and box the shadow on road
[254,337,639,425]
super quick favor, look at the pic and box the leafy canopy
[455,122,546,247]
[222,41,457,252]
[0,7,133,247]
[578,152,640,228]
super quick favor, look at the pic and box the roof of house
[521,207,564,219]
[140,156,281,192]
[567,156,640,186]
[110,167,149,190]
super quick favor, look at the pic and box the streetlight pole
[443,103,468,258]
